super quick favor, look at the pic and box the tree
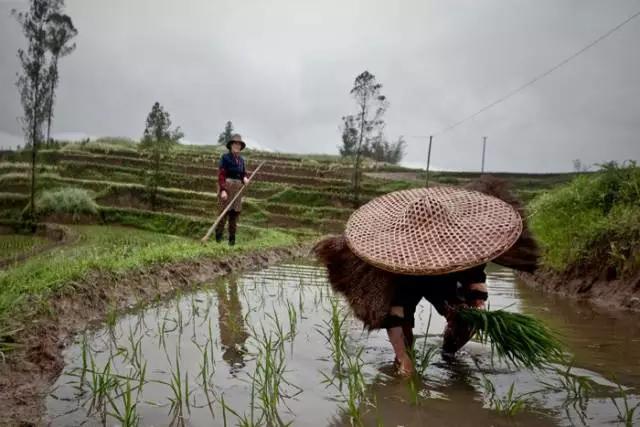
[44,11,77,144]
[362,135,406,164]
[346,71,388,205]
[13,0,63,220]
[139,102,183,210]
[573,158,590,173]
[339,115,358,157]
[218,121,234,145]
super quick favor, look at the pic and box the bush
[34,188,98,220]
[529,161,640,277]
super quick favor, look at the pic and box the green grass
[529,162,640,276]
[0,224,296,327]
[35,187,99,218]
[0,234,48,259]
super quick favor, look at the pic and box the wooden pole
[426,135,433,187]
[201,160,266,242]
[481,136,487,174]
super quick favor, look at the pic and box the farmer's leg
[386,307,414,376]
[383,295,420,376]
[228,210,239,245]
[215,210,228,242]
[442,282,488,355]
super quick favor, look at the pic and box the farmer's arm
[218,155,228,198]
[460,266,488,308]
[242,157,249,185]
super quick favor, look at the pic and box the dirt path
[364,171,423,181]
[0,242,312,426]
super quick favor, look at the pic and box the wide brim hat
[226,134,246,150]
[344,186,523,275]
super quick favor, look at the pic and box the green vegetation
[457,307,564,368]
[35,187,98,219]
[529,162,640,277]
[0,225,296,327]
[0,234,48,260]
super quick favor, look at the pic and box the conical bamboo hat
[344,186,523,275]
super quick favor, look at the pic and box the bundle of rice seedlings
[456,307,564,369]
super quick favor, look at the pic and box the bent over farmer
[215,134,249,246]
[314,178,539,376]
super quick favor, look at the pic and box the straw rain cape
[313,177,541,330]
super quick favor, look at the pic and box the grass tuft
[34,187,98,219]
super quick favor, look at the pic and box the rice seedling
[321,346,368,426]
[105,305,118,331]
[611,382,640,427]
[541,364,592,419]
[481,377,528,417]
[85,353,120,416]
[285,299,298,341]
[406,376,420,406]
[456,307,565,368]
[195,339,216,418]
[317,296,348,372]
[265,310,289,347]
[247,326,302,426]
[106,379,140,426]
[157,347,192,426]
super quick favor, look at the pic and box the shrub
[529,161,640,277]
[34,187,98,220]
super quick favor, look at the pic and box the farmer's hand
[220,190,228,201]
[242,177,249,185]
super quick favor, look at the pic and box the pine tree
[139,102,183,210]
[217,121,234,145]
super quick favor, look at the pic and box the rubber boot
[228,210,238,246]
[215,212,227,243]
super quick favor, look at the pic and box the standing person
[215,134,249,246]
[314,183,538,376]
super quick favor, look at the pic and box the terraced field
[0,139,577,236]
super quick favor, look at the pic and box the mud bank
[518,268,640,312]
[0,242,311,426]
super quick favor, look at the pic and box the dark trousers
[215,209,239,241]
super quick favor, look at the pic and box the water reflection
[215,275,249,373]
[44,262,640,426]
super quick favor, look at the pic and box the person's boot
[228,210,238,246]
[215,213,227,243]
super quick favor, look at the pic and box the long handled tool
[201,160,266,242]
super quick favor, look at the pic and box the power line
[433,8,640,137]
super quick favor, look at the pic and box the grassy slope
[0,225,296,325]
[529,162,640,277]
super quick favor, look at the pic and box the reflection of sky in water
[46,263,639,426]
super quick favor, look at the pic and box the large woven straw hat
[344,186,523,275]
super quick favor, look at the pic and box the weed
[611,382,640,427]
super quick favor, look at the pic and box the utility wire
[433,8,640,137]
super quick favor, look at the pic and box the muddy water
[46,262,640,426]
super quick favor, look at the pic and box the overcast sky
[1,0,639,172]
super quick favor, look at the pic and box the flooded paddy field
[46,262,640,426]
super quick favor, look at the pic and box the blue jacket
[218,152,246,191]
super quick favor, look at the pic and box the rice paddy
[46,263,640,426]
[0,233,48,261]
